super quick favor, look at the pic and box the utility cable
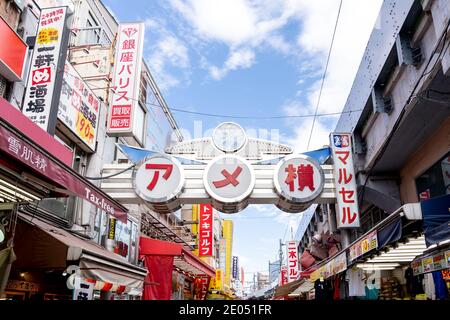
[306,0,343,151]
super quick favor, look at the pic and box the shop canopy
[139,236,215,277]
[14,213,147,292]
[274,279,303,298]
[0,98,128,222]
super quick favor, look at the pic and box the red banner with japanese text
[198,204,214,257]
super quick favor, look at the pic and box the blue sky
[103,0,383,290]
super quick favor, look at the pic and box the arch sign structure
[112,123,359,228]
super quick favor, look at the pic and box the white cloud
[147,34,190,90]
[282,0,383,152]
[208,48,256,80]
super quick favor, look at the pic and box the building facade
[292,0,450,300]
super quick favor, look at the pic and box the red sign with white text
[198,204,214,257]
[330,133,360,228]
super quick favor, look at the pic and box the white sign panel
[330,133,360,228]
[23,7,69,133]
[274,155,324,204]
[107,23,145,135]
[133,155,184,204]
[73,277,94,300]
[286,241,299,282]
[203,155,255,204]
[58,61,100,152]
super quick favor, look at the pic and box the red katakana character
[338,167,353,184]
[145,163,173,191]
[116,91,129,102]
[335,151,350,165]
[289,251,297,259]
[212,166,242,188]
[342,207,358,224]
[119,77,130,89]
[338,187,355,203]
[118,64,133,76]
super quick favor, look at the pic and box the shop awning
[274,279,303,298]
[0,98,128,222]
[288,280,314,297]
[15,213,147,291]
[139,236,215,277]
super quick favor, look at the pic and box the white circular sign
[212,122,247,153]
[273,154,324,204]
[133,155,184,203]
[204,155,255,204]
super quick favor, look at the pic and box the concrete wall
[0,0,20,29]
[400,117,450,203]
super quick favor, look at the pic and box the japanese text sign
[23,7,70,134]
[133,155,184,204]
[286,241,299,282]
[280,265,288,286]
[232,256,239,279]
[107,23,145,135]
[204,155,255,204]
[73,277,94,300]
[0,126,127,222]
[198,204,214,257]
[58,61,100,152]
[349,230,378,261]
[330,133,360,228]
[274,155,324,204]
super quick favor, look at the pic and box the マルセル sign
[330,133,360,228]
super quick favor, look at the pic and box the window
[415,151,450,200]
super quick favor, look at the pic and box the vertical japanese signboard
[107,23,145,136]
[286,241,299,282]
[23,7,71,135]
[280,265,288,286]
[58,61,100,152]
[232,256,239,280]
[198,204,213,257]
[330,133,360,228]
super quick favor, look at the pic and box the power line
[306,0,343,151]
[60,68,362,120]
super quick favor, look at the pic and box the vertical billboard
[330,133,360,228]
[280,265,288,285]
[222,220,233,287]
[23,7,71,134]
[232,256,239,280]
[58,61,100,152]
[198,204,213,257]
[107,23,145,136]
[286,241,299,282]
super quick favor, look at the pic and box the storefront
[0,98,143,300]
[139,236,215,300]
[3,213,147,300]
[298,203,440,300]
